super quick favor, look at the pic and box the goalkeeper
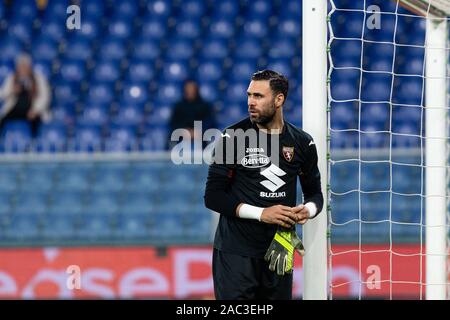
[204,70,323,300]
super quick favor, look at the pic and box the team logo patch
[282,146,294,162]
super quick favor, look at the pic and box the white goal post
[303,0,449,299]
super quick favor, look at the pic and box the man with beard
[204,70,323,299]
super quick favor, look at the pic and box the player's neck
[256,114,284,134]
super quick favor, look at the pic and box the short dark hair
[251,69,289,103]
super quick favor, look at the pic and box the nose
[248,96,256,108]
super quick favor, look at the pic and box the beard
[249,101,277,125]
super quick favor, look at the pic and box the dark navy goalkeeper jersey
[204,117,324,258]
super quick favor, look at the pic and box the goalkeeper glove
[264,228,305,276]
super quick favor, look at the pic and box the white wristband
[304,202,318,218]
[238,204,264,221]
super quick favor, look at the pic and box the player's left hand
[291,204,309,225]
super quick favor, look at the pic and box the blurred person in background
[0,53,51,137]
[169,79,216,149]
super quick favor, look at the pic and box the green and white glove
[264,228,305,276]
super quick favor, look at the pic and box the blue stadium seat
[330,130,358,149]
[77,214,113,240]
[225,82,249,103]
[180,0,207,18]
[48,191,84,215]
[126,62,155,83]
[120,84,149,108]
[80,0,105,20]
[41,214,77,240]
[13,191,48,216]
[3,214,40,241]
[86,191,120,215]
[8,19,33,44]
[331,82,358,101]
[196,61,223,82]
[0,37,23,64]
[70,125,103,152]
[200,38,229,60]
[165,39,195,60]
[331,102,356,128]
[146,105,172,125]
[92,61,121,84]
[208,19,235,39]
[140,126,169,151]
[18,164,57,192]
[149,212,183,240]
[175,19,202,39]
[361,103,389,125]
[78,19,101,41]
[60,61,86,83]
[85,83,115,107]
[234,38,263,60]
[156,82,182,104]
[33,37,59,62]
[361,80,391,102]
[161,60,189,82]
[184,212,212,240]
[276,18,301,39]
[0,165,20,193]
[98,38,127,61]
[40,18,67,43]
[0,121,32,153]
[115,213,150,240]
[111,1,139,19]
[268,39,296,60]
[104,125,138,152]
[0,192,13,217]
[112,106,143,126]
[127,162,165,191]
[242,19,269,38]
[63,40,93,61]
[91,167,127,193]
[146,0,172,19]
[141,19,167,40]
[212,0,239,18]
[228,61,258,82]
[53,81,80,109]
[119,191,153,215]
[131,39,161,61]
[108,19,133,40]
[279,0,302,18]
[393,78,423,105]
[199,82,220,102]
[245,0,272,19]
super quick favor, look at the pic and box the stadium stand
[0,0,425,245]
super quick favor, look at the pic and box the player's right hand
[260,205,297,228]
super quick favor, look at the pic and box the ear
[275,93,285,108]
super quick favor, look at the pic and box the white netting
[327,0,450,299]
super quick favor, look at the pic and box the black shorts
[212,248,293,300]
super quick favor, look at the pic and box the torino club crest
[282,146,294,162]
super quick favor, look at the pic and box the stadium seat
[200,38,229,60]
[3,214,40,241]
[48,191,85,216]
[175,19,202,39]
[41,214,77,240]
[141,19,167,40]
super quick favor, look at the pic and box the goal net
[327,0,450,299]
